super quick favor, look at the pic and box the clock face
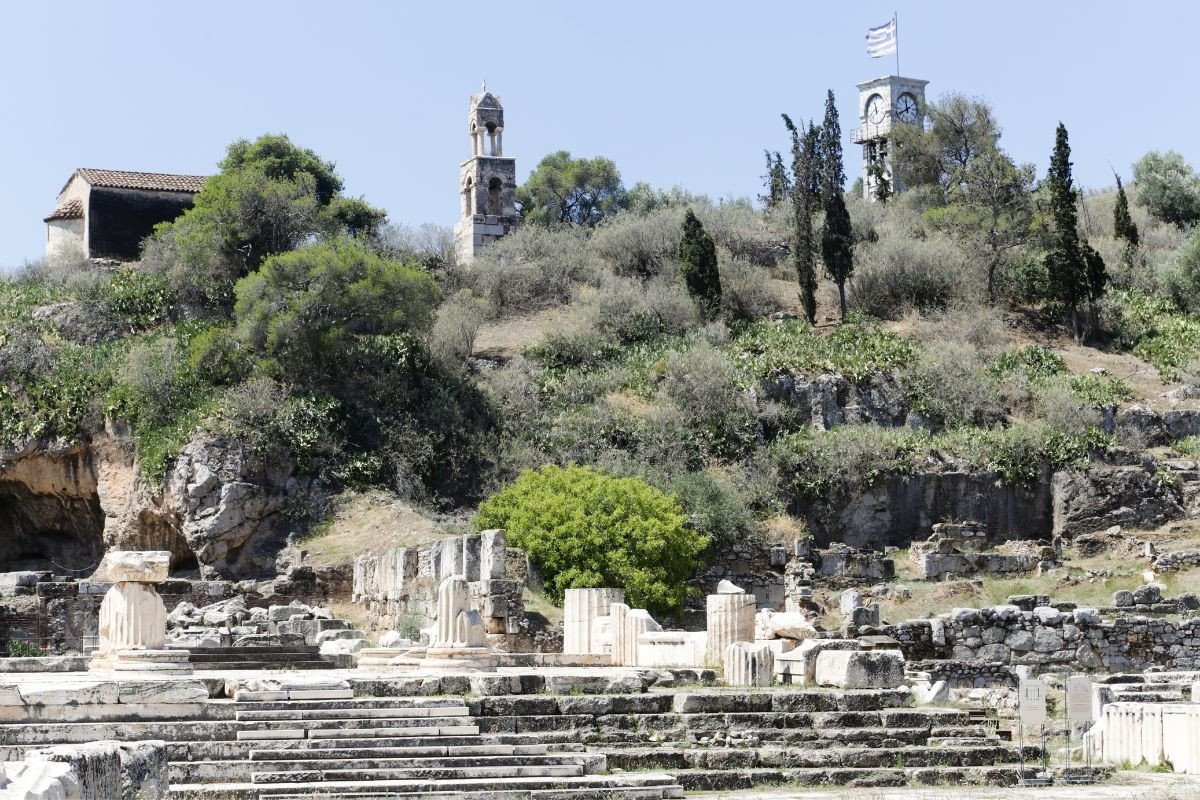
[895,92,919,123]
[865,94,887,124]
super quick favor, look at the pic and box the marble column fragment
[609,603,630,665]
[435,575,470,647]
[705,593,756,666]
[724,641,775,687]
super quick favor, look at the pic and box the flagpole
[894,12,900,76]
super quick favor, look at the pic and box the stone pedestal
[90,551,190,674]
[425,575,492,668]
[705,592,756,666]
[724,641,775,687]
[563,588,624,655]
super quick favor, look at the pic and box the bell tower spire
[454,86,519,262]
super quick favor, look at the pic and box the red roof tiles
[43,197,84,222]
[64,168,208,195]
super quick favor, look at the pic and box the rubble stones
[1133,583,1165,606]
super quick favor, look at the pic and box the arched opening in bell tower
[486,177,503,216]
[485,121,499,156]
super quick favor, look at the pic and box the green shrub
[1106,290,1200,380]
[772,425,926,503]
[935,422,1109,485]
[718,255,781,323]
[5,640,44,658]
[850,234,978,318]
[90,269,175,332]
[449,226,598,314]
[590,206,685,277]
[1175,436,1200,457]
[593,276,698,345]
[1067,373,1135,408]
[474,464,707,614]
[525,314,621,370]
[0,342,111,446]
[188,325,252,385]
[901,342,1005,428]
[234,239,440,379]
[668,471,755,552]
[429,289,488,366]
[991,344,1067,382]
[729,314,915,383]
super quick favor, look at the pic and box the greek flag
[866,17,897,58]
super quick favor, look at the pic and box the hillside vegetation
[4,98,1200,597]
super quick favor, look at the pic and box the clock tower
[454,84,520,262]
[850,76,929,201]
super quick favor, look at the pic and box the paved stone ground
[689,773,1200,800]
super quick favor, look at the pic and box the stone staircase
[0,681,1109,796]
[165,690,679,799]
[184,645,335,671]
[467,689,1084,790]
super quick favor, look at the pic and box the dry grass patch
[472,305,575,359]
[300,490,452,568]
[604,390,654,417]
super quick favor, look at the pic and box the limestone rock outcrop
[163,435,326,579]
[1052,463,1184,537]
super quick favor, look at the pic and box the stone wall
[894,603,1200,673]
[0,576,339,654]
[692,540,786,612]
[352,531,525,649]
[907,658,1018,689]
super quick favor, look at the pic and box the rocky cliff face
[0,430,323,581]
[799,468,1055,549]
[0,442,104,572]
[163,436,326,579]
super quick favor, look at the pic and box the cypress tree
[760,150,791,209]
[818,90,854,320]
[1044,123,1090,340]
[679,208,721,318]
[783,114,820,324]
[1113,173,1140,248]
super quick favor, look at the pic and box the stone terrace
[0,666,1090,797]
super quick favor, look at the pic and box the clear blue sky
[1,1,1196,268]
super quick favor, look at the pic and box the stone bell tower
[454,84,519,262]
[850,76,929,201]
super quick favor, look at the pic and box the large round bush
[474,464,707,614]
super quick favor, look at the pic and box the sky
[1,0,1196,268]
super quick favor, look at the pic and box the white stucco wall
[46,218,85,259]
[45,174,91,258]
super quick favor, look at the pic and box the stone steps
[236,723,481,741]
[599,743,1027,771]
[156,691,685,798]
[186,644,334,671]
[195,661,335,671]
[169,773,686,799]
[174,755,605,784]
[672,765,1063,791]
[236,705,471,721]
[252,764,589,784]
[236,713,473,731]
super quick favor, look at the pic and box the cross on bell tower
[454,85,519,262]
